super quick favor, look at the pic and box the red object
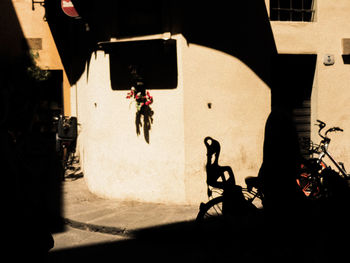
[61,0,79,18]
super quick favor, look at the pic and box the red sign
[61,0,79,18]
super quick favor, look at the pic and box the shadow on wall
[135,106,154,144]
[181,0,277,86]
[48,134,348,262]
[257,54,317,212]
[270,54,317,157]
[47,0,276,87]
[45,0,276,143]
[45,0,94,86]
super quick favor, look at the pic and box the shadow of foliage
[135,105,154,144]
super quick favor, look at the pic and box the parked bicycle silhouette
[297,120,350,201]
[196,137,264,222]
[54,115,79,180]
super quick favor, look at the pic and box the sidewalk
[51,176,342,262]
[50,176,266,262]
[60,176,199,237]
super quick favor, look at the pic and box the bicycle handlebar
[325,127,343,136]
[316,119,326,128]
[316,119,343,141]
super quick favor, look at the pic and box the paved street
[56,176,199,234]
[47,177,348,263]
[48,177,265,262]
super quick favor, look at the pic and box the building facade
[9,0,71,116]
[269,0,350,178]
[48,0,350,205]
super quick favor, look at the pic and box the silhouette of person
[257,106,304,214]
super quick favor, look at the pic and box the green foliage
[27,51,51,82]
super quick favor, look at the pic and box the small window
[270,0,315,22]
[102,39,178,90]
[27,38,42,50]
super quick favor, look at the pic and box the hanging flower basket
[126,86,154,143]
[126,86,153,112]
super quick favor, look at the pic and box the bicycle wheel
[196,196,224,222]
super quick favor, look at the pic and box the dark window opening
[270,0,315,22]
[102,39,178,90]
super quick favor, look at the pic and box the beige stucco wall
[182,43,270,203]
[75,0,350,204]
[7,0,350,205]
[76,36,187,204]
[269,0,350,171]
[75,35,270,204]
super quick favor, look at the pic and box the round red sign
[61,0,79,18]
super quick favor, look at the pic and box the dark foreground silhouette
[48,205,348,263]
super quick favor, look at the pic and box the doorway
[271,54,317,157]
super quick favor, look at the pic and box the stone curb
[63,218,131,237]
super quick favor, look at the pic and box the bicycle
[297,120,350,200]
[196,137,264,222]
[54,115,78,179]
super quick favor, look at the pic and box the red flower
[126,88,153,111]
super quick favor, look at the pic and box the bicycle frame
[196,137,264,221]
[318,142,348,178]
[313,120,349,179]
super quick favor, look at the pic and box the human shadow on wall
[258,55,317,214]
[257,107,303,212]
[257,109,349,263]
[256,54,349,261]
